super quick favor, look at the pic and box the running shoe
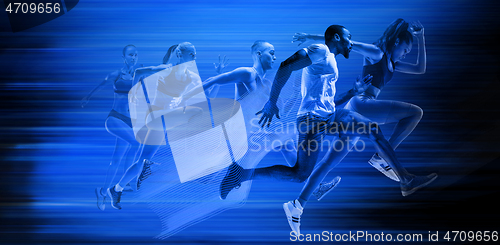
[400,173,438,197]
[283,200,303,235]
[137,159,153,190]
[107,186,123,210]
[368,153,400,182]
[94,187,106,211]
[219,162,243,200]
[312,176,341,201]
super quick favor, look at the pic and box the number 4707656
[5,2,61,14]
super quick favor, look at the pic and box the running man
[255,25,437,235]
[218,31,373,200]
[178,41,333,199]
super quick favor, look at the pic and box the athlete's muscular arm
[334,74,373,106]
[292,33,324,45]
[293,33,384,62]
[395,22,426,74]
[132,64,169,97]
[351,41,384,61]
[81,71,119,107]
[256,49,312,127]
[180,67,253,102]
[133,65,168,79]
[270,50,312,104]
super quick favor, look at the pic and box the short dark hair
[324,25,346,43]
[251,40,269,54]
[122,44,136,56]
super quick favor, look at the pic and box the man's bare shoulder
[231,67,256,83]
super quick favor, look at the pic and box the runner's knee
[411,105,423,120]
[291,165,312,183]
[295,172,309,183]
[367,123,384,141]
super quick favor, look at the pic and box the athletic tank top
[114,69,134,94]
[362,53,395,90]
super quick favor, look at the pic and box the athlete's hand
[81,96,90,108]
[410,21,424,37]
[256,101,280,128]
[214,55,230,74]
[170,96,186,109]
[353,74,373,94]
[292,32,309,46]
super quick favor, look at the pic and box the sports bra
[362,53,395,90]
[114,69,134,94]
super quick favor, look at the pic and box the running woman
[82,45,143,211]
[107,42,226,209]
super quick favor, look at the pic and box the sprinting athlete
[217,35,373,200]
[107,42,225,209]
[82,45,143,211]
[179,41,278,137]
[293,19,427,181]
[178,41,342,199]
[255,24,436,235]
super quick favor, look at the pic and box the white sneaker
[283,200,303,235]
[368,154,400,182]
[313,176,341,201]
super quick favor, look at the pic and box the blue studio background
[1,0,499,244]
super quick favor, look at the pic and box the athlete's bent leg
[297,137,351,207]
[219,114,328,199]
[343,110,437,195]
[348,97,423,150]
[250,114,327,183]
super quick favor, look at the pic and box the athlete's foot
[312,176,341,201]
[94,187,106,211]
[283,200,303,235]
[137,159,153,190]
[219,162,243,200]
[400,173,438,197]
[107,186,123,210]
[368,153,400,182]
